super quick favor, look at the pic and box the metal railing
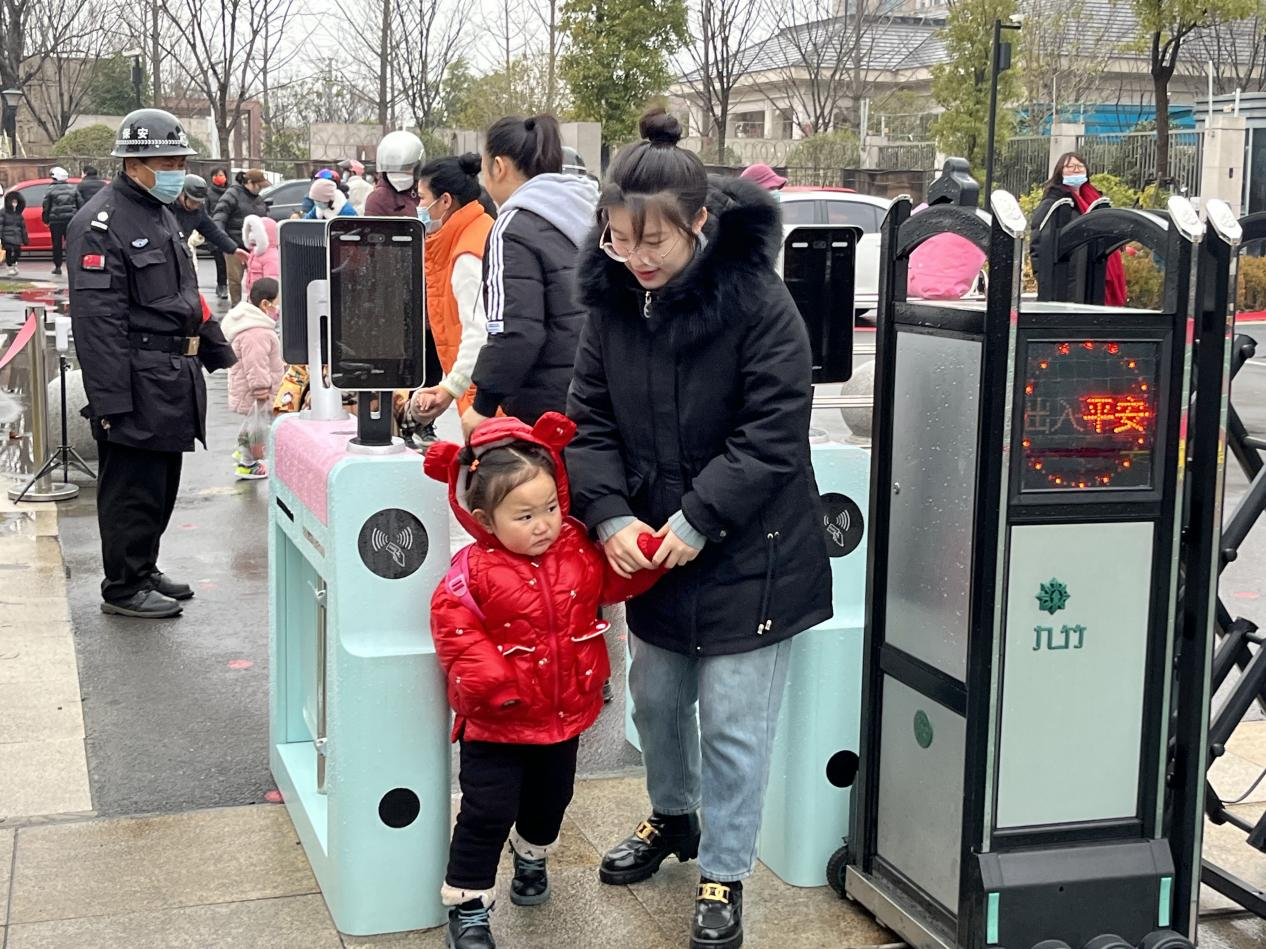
[996,135,1051,198]
[873,142,936,172]
[1074,130,1204,195]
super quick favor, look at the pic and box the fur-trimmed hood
[576,174,783,349]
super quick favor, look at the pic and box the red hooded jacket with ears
[425,412,663,745]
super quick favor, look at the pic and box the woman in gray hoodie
[460,114,599,436]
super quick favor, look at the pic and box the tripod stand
[12,352,96,503]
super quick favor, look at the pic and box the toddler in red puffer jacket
[423,412,662,949]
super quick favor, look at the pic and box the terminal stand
[846,190,1211,948]
[271,216,444,935]
[269,411,450,935]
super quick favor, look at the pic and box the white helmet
[376,131,425,192]
[50,166,69,182]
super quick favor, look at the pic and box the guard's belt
[128,333,200,356]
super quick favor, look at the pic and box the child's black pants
[446,736,580,890]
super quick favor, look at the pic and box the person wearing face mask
[1029,151,1127,305]
[66,108,238,619]
[403,153,495,436]
[211,168,269,305]
[566,108,831,949]
[365,130,425,217]
[339,158,373,213]
[207,167,231,298]
[303,177,357,219]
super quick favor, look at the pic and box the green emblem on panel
[914,710,934,749]
[1035,578,1071,614]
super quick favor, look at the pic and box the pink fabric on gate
[907,202,986,301]
[274,417,358,525]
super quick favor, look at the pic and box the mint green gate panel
[270,416,452,936]
[758,440,869,886]
[622,438,870,887]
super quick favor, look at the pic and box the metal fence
[866,112,938,142]
[996,135,1051,198]
[873,142,936,172]
[1074,130,1204,196]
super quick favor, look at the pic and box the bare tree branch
[677,0,771,160]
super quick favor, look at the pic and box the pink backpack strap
[445,545,485,622]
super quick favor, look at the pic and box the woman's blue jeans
[628,632,792,883]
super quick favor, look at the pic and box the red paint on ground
[264,789,283,803]
[1234,591,1261,600]
[228,659,254,670]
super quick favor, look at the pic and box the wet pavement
[3,258,1266,945]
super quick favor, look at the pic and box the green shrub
[51,125,116,158]
[786,129,861,170]
[1238,255,1266,313]
[1121,245,1164,309]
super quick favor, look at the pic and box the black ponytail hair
[458,440,556,516]
[485,114,563,179]
[418,152,484,207]
[600,107,709,244]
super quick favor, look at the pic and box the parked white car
[777,188,891,298]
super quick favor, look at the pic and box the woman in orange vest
[407,153,496,426]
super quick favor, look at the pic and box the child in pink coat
[222,277,284,480]
[242,215,280,299]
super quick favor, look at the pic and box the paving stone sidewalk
[1,400,1265,947]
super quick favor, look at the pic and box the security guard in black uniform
[67,109,236,619]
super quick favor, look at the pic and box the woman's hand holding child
[652,523,701,569]
[603,520,657,579]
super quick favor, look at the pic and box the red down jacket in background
[424,412,663,745]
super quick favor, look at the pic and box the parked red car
[4,177,83,252]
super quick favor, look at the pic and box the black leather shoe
[149,572,194,600]
[692,878,743,949]
[101,589,183,618]
[216,285,228,299]
[447,899,495,949]
[509,844,549,906]
[598,812,700,885]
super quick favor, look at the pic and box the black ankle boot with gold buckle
[692,878,743,949]
[598,811,701,885]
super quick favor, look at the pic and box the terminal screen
[331,236,417,360]
[1019,339,1161,492]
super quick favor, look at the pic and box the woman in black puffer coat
[566,108,832,949]
[1,190,28,277]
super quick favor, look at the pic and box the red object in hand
[637,532,665,563]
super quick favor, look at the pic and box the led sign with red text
[1019,340,1161,492]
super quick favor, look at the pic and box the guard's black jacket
[67,174,231,452]
[566,175,833,656]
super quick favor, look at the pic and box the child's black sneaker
[446,898,495,949]
[509,840,550,906]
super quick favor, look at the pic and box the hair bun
[524,117,537,132]
[458,152,482,176]
[640,107,683,147]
